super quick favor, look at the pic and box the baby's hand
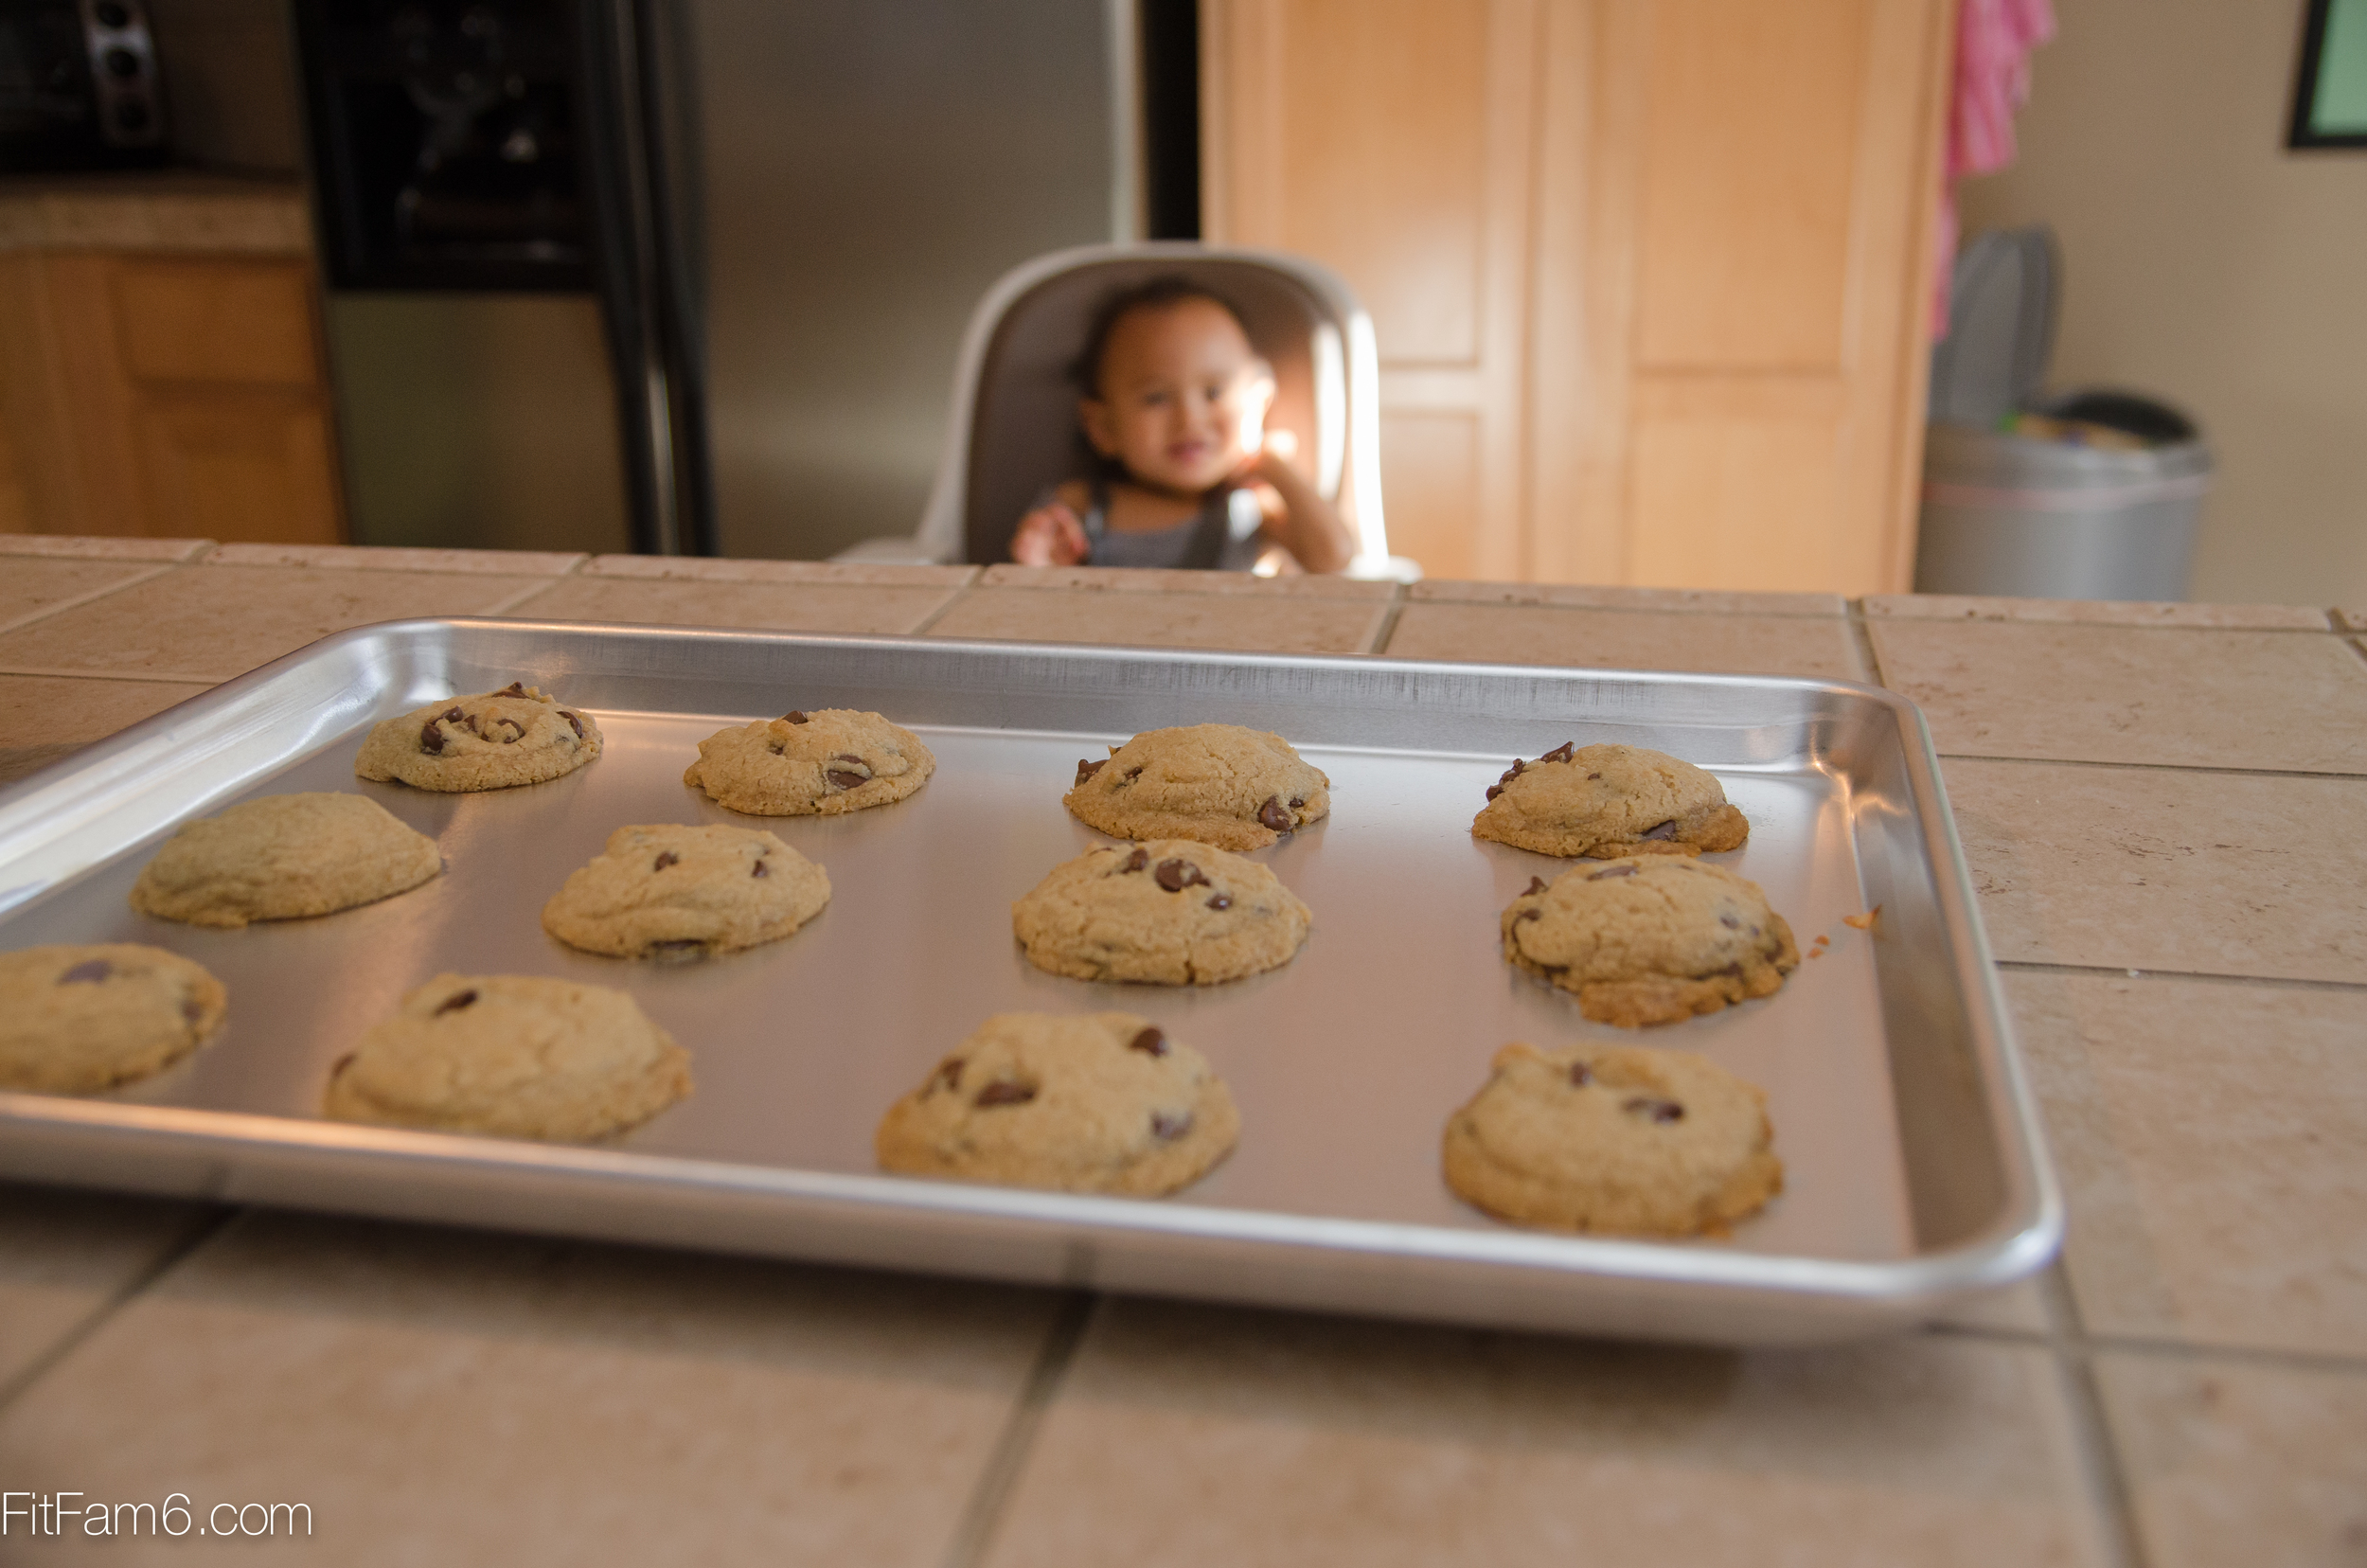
[1237,428,1301,485]
[1011,502,1090,566]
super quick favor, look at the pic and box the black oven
[0,0,169,171]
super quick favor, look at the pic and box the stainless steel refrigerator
[302,0,1138,561]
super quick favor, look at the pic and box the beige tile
[932,585,1389,654]
[0,1212,1059,1565]
[2005,971,2367,1358]
[1416,579,1847,616]
[2331,608,2363,633]
[0,1183,219,1393]
[0,558,172,635]
[0,535,210,561]
[502,575,961,634]
[976,563,1396,599]
[204,543,587,576]
[1864,594,2329,631]
[986,1302,2107,1568]
[2095,1354,2367,1568]
[582,553,979,588]
[1383,602,1868,680]
[0,675,214,784]
[1869,620,2367,772]
[1947,759,2367,981]
[0,564,552,682]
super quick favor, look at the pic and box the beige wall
[1958,0,2367,608]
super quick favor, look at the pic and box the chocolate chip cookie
[682,707,935,816]
[542,823,830,959]
[875,1011,1239,1196]
[0,944,227,1093]
[354,682,601,793]
[1064,723,1329,851]
[1502,857,1799,1027]
[129,792,442,929]
[1472,741,1749,859]
[1012,840,1311,985]
[1443,1042,1783,1237]
[324,973,690,1142]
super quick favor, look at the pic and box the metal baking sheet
[0,619,2059,1345]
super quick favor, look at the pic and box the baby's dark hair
[1070,276,1255,397]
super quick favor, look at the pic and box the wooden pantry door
[1201,0,1953,593]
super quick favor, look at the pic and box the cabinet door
[1204,0,1538,583]
[1204,0,1951,592]
[133,392,344,544]
[1535,0,1952,594]
[0,253,347,543]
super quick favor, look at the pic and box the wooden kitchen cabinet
[1202,0,1954,592]
[0,250,346,544]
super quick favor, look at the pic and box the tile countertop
[1,537,2362,1566]
[0,172,311,257]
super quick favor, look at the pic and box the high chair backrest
[914,242,1391,570]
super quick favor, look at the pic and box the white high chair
[833,241,1413,577]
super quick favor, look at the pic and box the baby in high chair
[1008,276,1356,573]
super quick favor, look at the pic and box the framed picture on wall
[2289,0,2367,148]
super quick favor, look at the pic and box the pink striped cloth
[1933,0,2056,337]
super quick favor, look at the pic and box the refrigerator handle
[578,0,716,556]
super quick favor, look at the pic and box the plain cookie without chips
[129,792,442,929]
[875,1011,1238,1196]
[683,707,934,816]
[1473,741,1749,859]
[542,823,829,959]
[0,944,227,1093]
[324,973,690,1142]
[1502,856,1799,1027]
[1012,839,1311,986]
[1065,723,1329,850]
[1443,1042,1782,1237]
[354,682,601,793]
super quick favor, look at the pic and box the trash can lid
[1929,226,2056,427]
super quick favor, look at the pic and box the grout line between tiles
[0,664,246,686]
[1938,752,2367,782]
[0,1203,240,1417]
[1425,597,1849,621]
[1362,582,1408,654]
[479,579,571,615]
[1994,960,2367,993]
[1844,603,1887,686]
[1854,611,2340,636]
[0,561,184,638]
[907,583,973,637]
[2040,1269,2151,1568]
[2066,1331,2367,1378]
[938,1290,1097,1568]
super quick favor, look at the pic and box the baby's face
[1080,298,1273,496]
